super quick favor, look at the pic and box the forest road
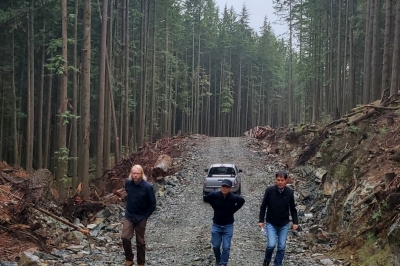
[144,137,326,266]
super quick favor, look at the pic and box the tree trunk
[288,0,293,124]
[71,0,79,190]
[106,54,120,165]
[381,0,392,99]
[336,0,342,116]
[103,0,113,171]
[56,0,69,200]
[363,0,374,104]
[348,0,355,110]
[371,0,381,100]
[237,56,242,136]
[139,0,149,146]
[26,0,34,171]
[96,0,109,180]
[123,0,130,155]
[79,0,92,199]
[37,24,45,169]
[390,0,400,95]
[150,0,157,141]
[44,52,53,170]
[12,19,19,166]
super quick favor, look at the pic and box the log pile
[244,126,274,140]
[97,134,188,194]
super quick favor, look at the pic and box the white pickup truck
[202,163,242,201]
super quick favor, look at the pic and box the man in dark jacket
[258,171,298,266]
[204,179,245,266]
[122,164,156,266]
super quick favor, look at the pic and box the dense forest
[0,0,399,198]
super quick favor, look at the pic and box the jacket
[205,191,245,225]
[258,185,298,226]
[124,178,156,222]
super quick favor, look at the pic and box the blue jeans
[211,223,234,265]
[264,222,290,266]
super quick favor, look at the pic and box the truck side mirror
[204,169,208,172]
[238,169,243,173]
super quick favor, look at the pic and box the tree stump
[385,172,396,189]
[387,116,394,127]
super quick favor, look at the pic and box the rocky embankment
[2,137,349,265]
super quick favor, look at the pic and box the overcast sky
[213,0,287,38]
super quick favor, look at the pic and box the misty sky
[213,0,287,38]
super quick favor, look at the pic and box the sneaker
[125,261,133,266]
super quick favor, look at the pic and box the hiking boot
[125,261,133,266]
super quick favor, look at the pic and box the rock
[0,261,18,266]
[290,150,298,158]
[388,216,400,265]
[18,251,41,266]
[309,225,320,234]
[96,208,112,218]
[315,168,327,180]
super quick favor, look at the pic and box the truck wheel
[236,186,241,196]
[203,192,208,202]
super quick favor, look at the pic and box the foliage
[366,232,376,243]
[348,125,360,134]
[57,111,80,125]
[53,147,77,163]
[372,208,382,222]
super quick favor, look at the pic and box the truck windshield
[209,167,235,175]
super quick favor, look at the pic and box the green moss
[330,240,393,266]
[355,241,392,265]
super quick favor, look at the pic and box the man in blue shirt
[204,179,245,266]
[258,171,298,266]
[122,165,156,266]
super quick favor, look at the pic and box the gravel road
[144,136,339,266]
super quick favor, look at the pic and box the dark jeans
[263,222,290,266]
[121,217,147,264]
[211,223,234,265]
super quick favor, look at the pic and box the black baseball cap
[221,179,232,187]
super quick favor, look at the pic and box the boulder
[388,216,400,265]
[18,251,41,266]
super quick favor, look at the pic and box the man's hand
[292,224,299,230]
[258,222,264,229]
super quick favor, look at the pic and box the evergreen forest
[0,0,399,198]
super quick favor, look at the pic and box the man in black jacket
[258,171,298,266]
[204,179,245,266]
[121,165,156,266]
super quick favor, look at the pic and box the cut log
[347,108,377,125]
[153,154,173,180]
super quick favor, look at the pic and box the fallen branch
[364,105,400,110]
[347,108,377,125]
[0,187,89,235]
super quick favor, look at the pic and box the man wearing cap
[204,179,245,266]
[258,171,298,266]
